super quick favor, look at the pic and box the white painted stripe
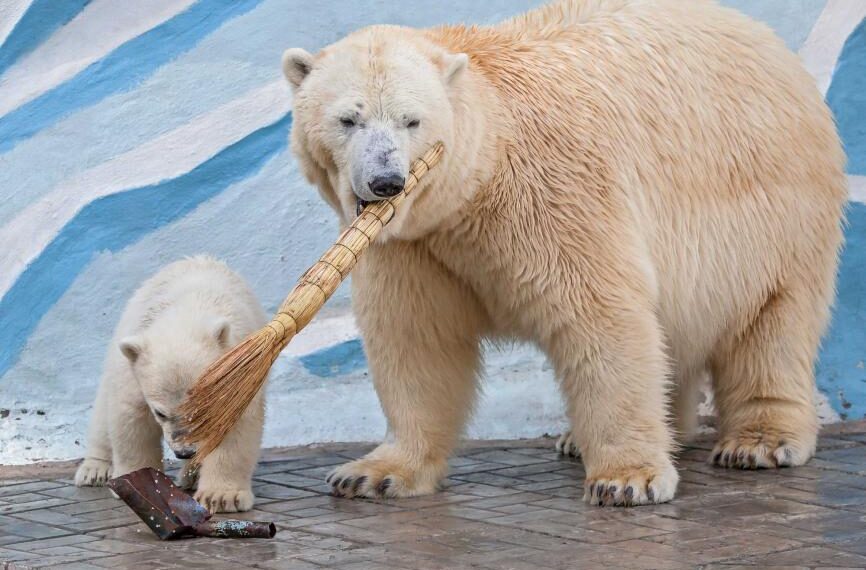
[799,0,866,95]
[0,80,292,300]
[285,313,361,358]
[0,0,195,118]
[0,0,32,49]
[850,175,866,204]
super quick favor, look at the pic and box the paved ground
[2,423,866,569]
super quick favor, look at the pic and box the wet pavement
[2,422,866,569]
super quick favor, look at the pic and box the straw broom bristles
[178,142,445,465]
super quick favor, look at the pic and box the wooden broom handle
[264,142,444,352]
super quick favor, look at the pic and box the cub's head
[118,314,232,459]
[283,27,469,238]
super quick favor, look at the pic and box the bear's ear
[282,48,314,90]
[119,336,144,363]
[210,317,231,348]
[441,52,469,85]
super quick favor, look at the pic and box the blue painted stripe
[300,339,368,377]
[0,0,263,154]
[0,0,91,77]
[827,17,866,176]
[817,201,866,419]
[0,112,292,379]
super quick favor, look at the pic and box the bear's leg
[327,242,486,499]
[194,393,264,513]
[671,366,708,442]
[709,285,825,469]
[108,402,163,478]
[75,370,114,487]
[551,307,678,506]
[555,430,580,458]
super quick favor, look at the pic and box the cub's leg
[194,392,265,513]
[327,241,486,498]
[108,383,163,477]
[548,289,678,506]
[75,370,114,486]
[709,283,829,469]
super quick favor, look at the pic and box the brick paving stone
[3,422,866,569]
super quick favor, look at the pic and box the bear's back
[433,0,843,208]
[113,256,266,341]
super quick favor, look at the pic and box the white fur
[74,256,268,513]
[287,1,846,507]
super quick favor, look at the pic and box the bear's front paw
[194,487,255,513]
[74,458,112,487]
[710,427,814,469]
[585,460,678,507]
[326,445,446,499]
[555,430,580,458]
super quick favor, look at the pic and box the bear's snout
[369,174,405,198]
[173,447,196,460]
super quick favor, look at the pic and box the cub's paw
[555,431,580,458]
[326,445,446,499]
[585,461,678,507]
[177,462,199,491]
[710,429,814,469]
[74,458,112,487]
[194,487,255,513]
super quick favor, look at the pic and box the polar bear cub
[74,256,268,513]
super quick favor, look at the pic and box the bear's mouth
[355,197,371,217]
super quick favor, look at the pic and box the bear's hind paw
[710,429,813,469]
[555,431,580,458]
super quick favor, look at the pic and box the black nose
[174,448,195,460]
[368,175,405,198]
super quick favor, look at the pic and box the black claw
[608,486,617,496]
[711,450,722,465]
[721,451,732,466]
[589,483,596,497]
[326,473,333,484]
[331,477,343,489]
[376,478,392,496]
[353,476,366,492]
[647,487,655,502]
[340,477,353,490]
[625,486,634,501]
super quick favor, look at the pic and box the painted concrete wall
[0,0,864,463]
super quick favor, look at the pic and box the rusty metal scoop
[107,467,276,540]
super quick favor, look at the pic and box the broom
[178,142,445,465]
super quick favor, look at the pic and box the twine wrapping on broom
[178,142,445,464]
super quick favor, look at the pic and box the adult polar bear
[282,0,846,505]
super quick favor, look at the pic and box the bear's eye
[153,409,168,421]
[339,117,356,128]
[406,119,421,129]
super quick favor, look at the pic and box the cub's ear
[282,48,314,90]
[119,336,144,363]
[441,52,468,85]
[210,317,231,348]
